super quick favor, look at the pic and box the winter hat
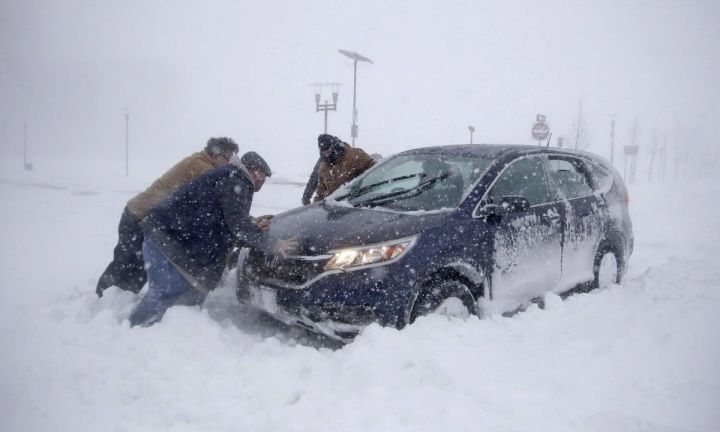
[205,137,239,155]
[318,134,342,152]
[240,151,272,177]
[318,134,348,165]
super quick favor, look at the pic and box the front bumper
[236,250,416,342]
[242,280,370,342]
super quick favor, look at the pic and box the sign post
[531,114,550,145]
[624,145,639,184]
[23,121,33,171]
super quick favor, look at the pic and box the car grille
[244,249,329,287]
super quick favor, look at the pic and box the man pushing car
[129,151,296,327]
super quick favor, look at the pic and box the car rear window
[588,162,613,193]
[486,156,553,206]
[547,157,594,199]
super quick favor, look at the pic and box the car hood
[264,202,449,254]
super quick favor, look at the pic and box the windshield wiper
[334,172,425,201]
[352,173,449,208]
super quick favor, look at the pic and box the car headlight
[323,235,418,272]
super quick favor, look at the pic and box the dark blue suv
[236,145,633,341]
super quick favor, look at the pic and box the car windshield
[330,153,493,211]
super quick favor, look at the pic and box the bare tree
[660,135,667,182]
[568,98,592,150]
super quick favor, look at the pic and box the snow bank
[1,175,718,432]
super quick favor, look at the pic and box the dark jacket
[144,164,266,290]
[302,158,322,205]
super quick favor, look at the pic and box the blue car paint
[236,144,633,342]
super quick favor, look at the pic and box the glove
[253,214,273,231]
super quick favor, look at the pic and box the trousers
[96,207,147,295]
[128,238,206,327]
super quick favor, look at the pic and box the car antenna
[545,132,553,147]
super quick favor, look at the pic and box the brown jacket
[315,147,376,201]
[127,150,223,219]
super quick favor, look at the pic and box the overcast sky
[1,0,718,180]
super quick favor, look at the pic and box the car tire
[592,241,620,290]
[410,279,477,323]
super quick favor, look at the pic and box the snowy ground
[1,170,719,432]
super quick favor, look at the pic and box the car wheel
[410,279,477,323]
[592,242,620,290]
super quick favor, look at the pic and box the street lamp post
[338,49,373,146]
[314,83,340,133]
[23,121,33,171]
[609,114,617,165]
[468,125,475,144]
[125,109,129,178]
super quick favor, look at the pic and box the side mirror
[500,196,530,213]
[477,203,504,218]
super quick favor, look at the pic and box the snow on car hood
[263,201,449,254]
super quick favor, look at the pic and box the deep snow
[0,170,719,432]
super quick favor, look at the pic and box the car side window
[547,157,593,199]
[589,162,613,193]
[487,156,553,206]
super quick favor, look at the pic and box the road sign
[531,122,550,140]
[624,145,639,155]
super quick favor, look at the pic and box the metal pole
[610,116,616,165]
[674,141,678,181]
[23,121,27,168]
[351,60,358,147]
[313,83,339,134]
[339,50,372,146]
[324,100,328,133]
[125,111,129,177]
[705,141,711,178]
[624,153,628,182]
